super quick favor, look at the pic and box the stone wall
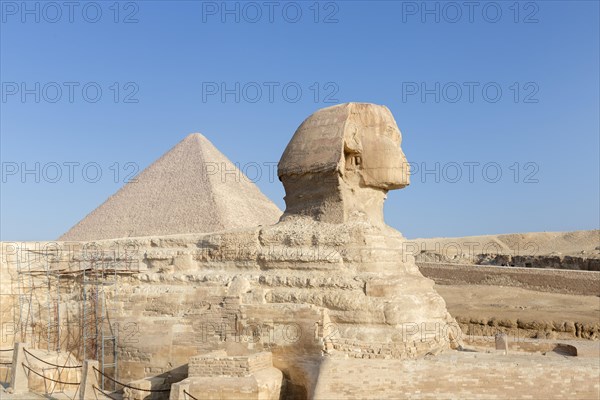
[313,352,600,399]
[188,351,273,377]
[464,336,578,356]
[331,337,451,360]
[507,254,599,271]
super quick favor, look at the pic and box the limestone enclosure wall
[417,262,600,296]
[313,352,600,399]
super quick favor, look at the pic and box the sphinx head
[278,103,409,225]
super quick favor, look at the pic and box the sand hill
[413,230,599,258]
[411,230,599,270]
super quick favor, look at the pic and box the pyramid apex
[184,132,208,142]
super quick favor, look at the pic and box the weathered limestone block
[171,351,282,400]
[122,375,170,400]
[9,342,27,394]
[79,360,99,400]
[228,276,251,296]
[495,332,509,354]
[172,254,196,272]
[16,347,81,393]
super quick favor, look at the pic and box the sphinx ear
[344,122,363,154]
[343,127,363,170]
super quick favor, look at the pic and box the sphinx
[254,102,458,353]
[66,103,459,397]
[162,103,458,357]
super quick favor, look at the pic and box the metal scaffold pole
[56,271,61,352]
[80,246,118,391]
[15,249,34,346]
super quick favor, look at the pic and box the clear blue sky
[1,0,598,240]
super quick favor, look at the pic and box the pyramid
[59,133,282,241]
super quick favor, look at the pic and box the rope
[22,363,80,385]
[93,367,171,393]
[23,348,82,369]
[183,389,199,400]
[93,385,120,400]
[0,361,12,365]
[0,349,13,352]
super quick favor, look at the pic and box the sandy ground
[438,284,600,339]
[416,230,600,337]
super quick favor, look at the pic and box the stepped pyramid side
[59,133,282,241]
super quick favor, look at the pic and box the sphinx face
[345,107,410,190]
